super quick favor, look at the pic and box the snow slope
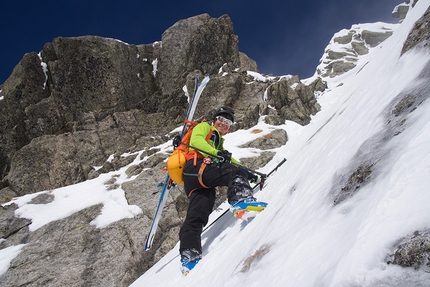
[131,1,430,286]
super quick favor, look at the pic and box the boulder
[158,14,240,96]
[265,77,322,125]
[388,230,430,272]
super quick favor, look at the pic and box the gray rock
[388,230,430,271]
[158,14,240,96]
[351,41,369,55]
[325,60,357,77]
[361,30,393,47]
[392,2,412,20]
[401,5,430,55]
[239,52,258,72]
[240,129,288,150]
[0,204,148,287]
[266,78,321,125]
[327,50,352,60]
[8,133,86,196]
[0,203,31,248]
[239,151,276,172]
[333,32,353,45]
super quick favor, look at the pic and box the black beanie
[214,106,235,122]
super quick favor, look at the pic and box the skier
[179,106,265,273]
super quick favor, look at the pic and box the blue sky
[1,0,400,84]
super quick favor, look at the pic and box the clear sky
[0,0,401,84]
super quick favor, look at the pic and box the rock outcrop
[401,4,430,55]
[317,23,395,78]
[392,0,419,21]
[0,14,323,200]
[158,14,240,96]
[0,36,166,199]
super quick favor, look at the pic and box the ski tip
[180,264,193,276]
[144,240,152,251]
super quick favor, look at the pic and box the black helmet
[214,106,235,122]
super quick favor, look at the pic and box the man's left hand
[242,168,259,183]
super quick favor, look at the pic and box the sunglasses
[215,116,233,127]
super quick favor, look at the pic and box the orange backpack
[166,120,211,184]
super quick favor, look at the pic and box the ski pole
[255,157,286,190]
[178,140,267,177]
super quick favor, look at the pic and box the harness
[184,127,220,196]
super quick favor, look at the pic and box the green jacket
[189,121,239,164]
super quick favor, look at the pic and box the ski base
[230,199,268,219]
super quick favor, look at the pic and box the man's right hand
[217,150,232,162]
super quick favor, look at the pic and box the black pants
[179,159,251,253]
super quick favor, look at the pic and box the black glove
[241,167,259,183]
[217,150,232,162]
[248,172,259,183]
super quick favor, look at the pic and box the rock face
[158,14,240,96]
[0,36,167,199]
[265,76,323,125]
[0,15,323,201]
[392,0,420,21]
[0,13,324,287]
[401,4,430,55]
[317,23,395,78]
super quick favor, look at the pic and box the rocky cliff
[0,14,323,201]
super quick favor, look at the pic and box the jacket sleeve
[231,157,240,165]
[189,122,219,158]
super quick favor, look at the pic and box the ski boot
[180,248,202,275]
